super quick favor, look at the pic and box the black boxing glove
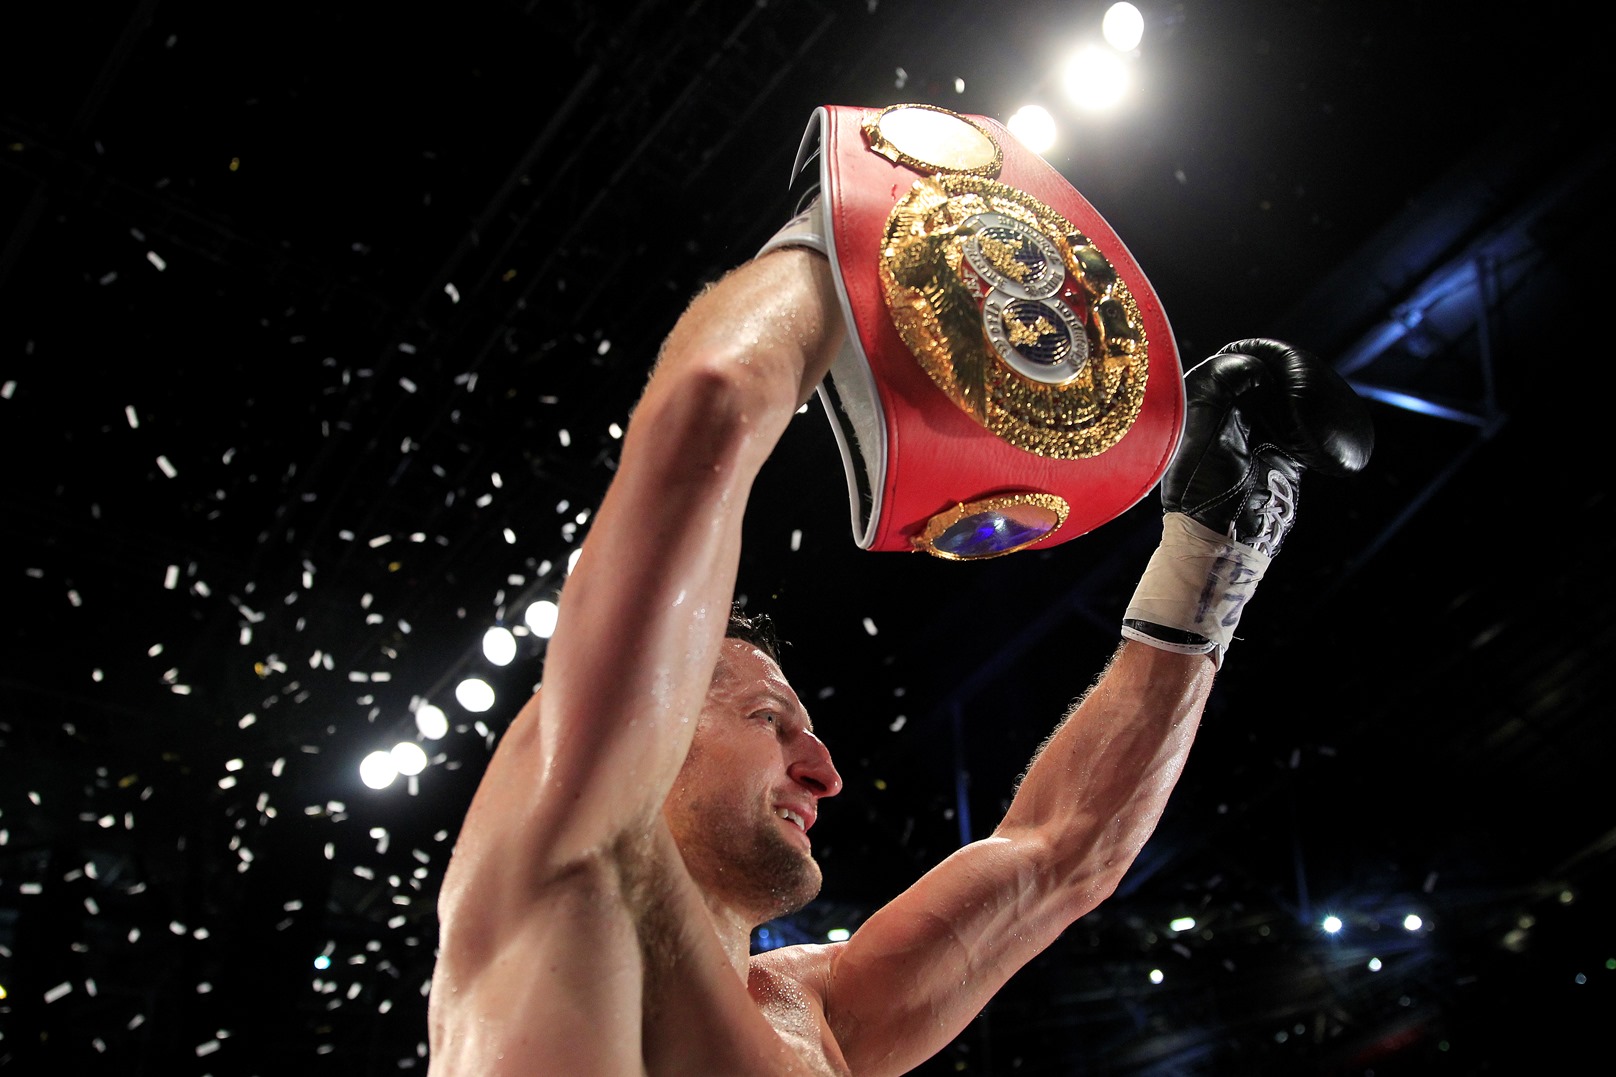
[1122,339,1374,665]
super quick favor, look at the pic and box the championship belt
[793,103,1184,559]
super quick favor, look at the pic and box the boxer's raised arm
[818,340,1374,1075]
[522,248,842,867]
[806,643,1207,1077]
[440,247,843,897]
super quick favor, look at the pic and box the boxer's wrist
[1121,513,1273,669]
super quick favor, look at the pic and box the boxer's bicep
[822,835,1073,1076]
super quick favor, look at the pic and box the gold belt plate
[879,173,1149,459]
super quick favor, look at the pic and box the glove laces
[1244,470,1296,557]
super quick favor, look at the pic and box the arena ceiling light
[1006,105,1057,154]
[1061,43,1129,112]
[455,676,496,713]
[415,702,449,740]
[1102,2,1145,52]
[359,750,399,790]
[483,625,517,666]
[525,598,559,639]
[391,741,429,777]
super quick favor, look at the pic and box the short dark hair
[725,603,784,666]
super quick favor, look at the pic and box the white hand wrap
[1121,513,1273,668]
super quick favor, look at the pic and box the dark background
[2,1,1610,1073]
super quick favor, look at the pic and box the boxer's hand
[1163,338,1374,556]
[1122,339,1373,664]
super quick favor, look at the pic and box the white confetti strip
[44,981,73,1003]
[146,251,166,271]
[156,455,177,478]
[125,405,140,428]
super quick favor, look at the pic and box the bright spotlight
[1322,915,1343,934]
[1006,105,1057,154]
[391,741,429,776]
[1148,968,1164,984]
[1169,916,1196,933]
[1061,45,1129,111]
[1403,914,1423,932]
[525,599,559,639]
[359,750,399,790]
[826,927,851,942]
[415,703,449,740]
[483,625,517,666]
[455,676,496,713]
[1102,3,1145,52]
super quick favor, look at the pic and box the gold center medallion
[878,173,1149,459]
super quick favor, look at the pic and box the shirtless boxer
[425,156,1373,1077]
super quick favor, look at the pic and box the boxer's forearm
[990,642,1213,920]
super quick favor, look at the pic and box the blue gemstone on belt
[933,507,1058,557]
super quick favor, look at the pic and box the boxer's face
[663,639,842,920]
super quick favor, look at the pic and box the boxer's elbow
[1002,823,1137,926]
[632,346,801,479]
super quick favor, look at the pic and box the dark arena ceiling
[2,1,1611,1074]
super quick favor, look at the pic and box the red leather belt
[792,104,1184,559]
